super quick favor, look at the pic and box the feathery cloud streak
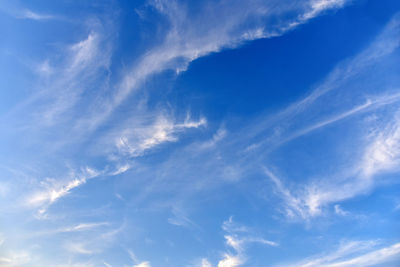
[281,241,400,267]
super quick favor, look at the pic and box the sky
[0,0,400,266]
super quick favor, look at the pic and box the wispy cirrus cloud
[301,0,347,20]
[3,0,352,216]
[245,12,400,152]
[264,167,309,219]
[265,108,400,219]
[65,241,94,255]
[114,115,206,158]
[63,224,125,257]
[130,12,400,223]
[195,217,277,267]
[217,254,243,267]
[290,110,400,219]
[361,113,400,177]
[133,262,151,267]
[54,222,109,234]
[257,13,400,220]
[5,15,115,145]
[167,206,198,228]
[0,250,32,266]
[34,31,112,128]
[107,10,400,226]
[279,240,400,267]
[265,113,400,219]
[272,93,400,148]
[22,222,110,239]
[123,249,151,267]
[20,9,54,20]
[334,205,349,216]
[26,166,101,215]
[73,0,351,134]
[215,217,277,266]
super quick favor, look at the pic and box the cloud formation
[26,166,101,215]
[214,217,277,266]
[18,9,54,20]
[260,13,400,220]
[115,115,206,157]
[1,1,399,266]
[77,0,351,134]
[281,241,400,267]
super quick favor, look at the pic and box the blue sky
[0,0,400,266]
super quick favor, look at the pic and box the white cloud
[302,0,347,20]
[334,205,349,216]
[264,167,310,219]
[58,222,109,233]
[29,178,85,207]
[225,235,244,252]
[277,100,373,146]
[77,0,349,134]
[105,8,400,225]
[127,249,139,264]
[110,164,131,176]
[296,111,400,218]
[125,249,152,267]
[246,13,400,151]
[188,258,213,267]
[167,207,197,228]
[6,1,354,216]
[222,216,249,233]
[259,13,400,220]
[115,115,206,157]
[28,222,110,237]
[326,243,400,267]
[68,33,101,71]
[222,217,277,248]
[361,114,400,177]
[247,91,400,154]
[224,234,278,253]
[36,60,53,76]
[198,128,227,150]
[133,261,151,267]
[213,217,278,267]
[0,257,11,263]
[26,166,101,213]
[18,9,54,20]
[281,241,400,267]
[59,225,124,258]
[201,258,212,267]
[217,254,242,267]
[14,18,114,137]
[38,32,109,126]
[65,242,94,255]
[265,166,373,220]
[0,250,32,266]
